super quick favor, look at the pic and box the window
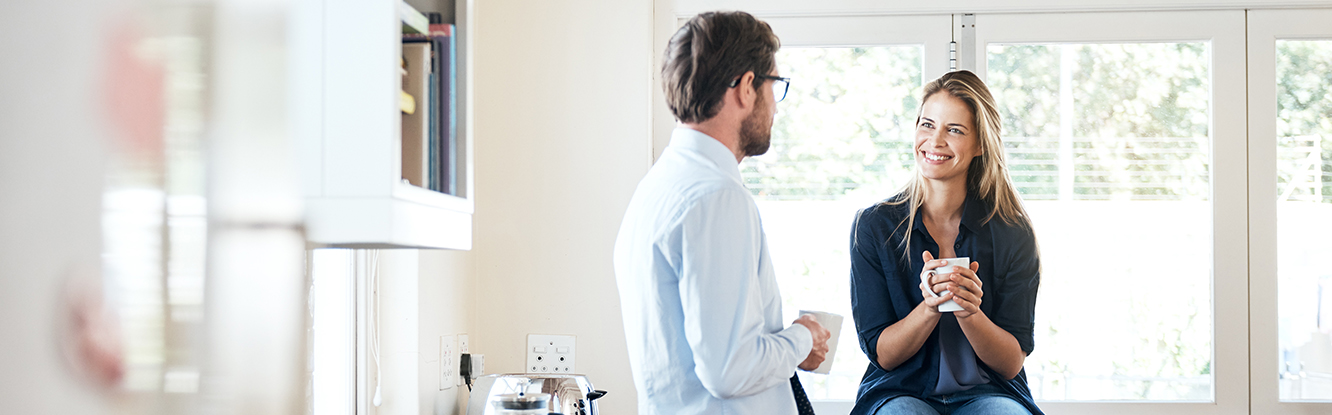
[733,16,949,407]
[661,5,1332,414]
[750,44,926,400]
[751,11,1246,412]
[102,33,210,395]
[988,41,1214,401]
[1274,38,1332,401]
[970,11,1247,413]
[1249,9,1332,414]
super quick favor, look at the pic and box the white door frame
[732,14,953,415]
[970,10,1250,415]
[1246,8,1332,415]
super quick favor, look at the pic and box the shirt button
[954,243,960,249]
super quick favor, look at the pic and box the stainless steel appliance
[466,374,607,415]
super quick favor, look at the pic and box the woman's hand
[917,251,963,314]
[926,256,984,318]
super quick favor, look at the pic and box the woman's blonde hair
[884,70,1030,259]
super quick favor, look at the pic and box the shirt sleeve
[849,207,899,371]
[676,186,813,400]
[990,222,1040,355]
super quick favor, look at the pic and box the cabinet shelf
[296,0,473,250]
[305,190,472,250]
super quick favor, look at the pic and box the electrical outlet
[526,334,575,374]
[439,334,456,390]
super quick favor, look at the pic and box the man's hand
[793,314,831,371]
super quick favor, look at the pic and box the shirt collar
[668,127,742,181]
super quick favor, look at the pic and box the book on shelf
[428,55,440,191]
[400,42,431,188]
[402,13,457,196]
[434,15,458,197]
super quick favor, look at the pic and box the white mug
[924,257,969,312]
[797,310,843,374]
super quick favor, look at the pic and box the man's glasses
[729,74,791,102]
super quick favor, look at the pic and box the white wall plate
[526,334,575,374]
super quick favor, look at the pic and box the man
[613,11,831,415]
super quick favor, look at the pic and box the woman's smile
[921,150,954,164]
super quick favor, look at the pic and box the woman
[849,70,1042,415]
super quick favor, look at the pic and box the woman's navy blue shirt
[849,193,1043,415]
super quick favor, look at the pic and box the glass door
[1248,8,1332,414]
[660,6,1271,415]
[974,10,1248,415]
[742,14,951,414]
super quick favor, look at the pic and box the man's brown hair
[662,11,780,124]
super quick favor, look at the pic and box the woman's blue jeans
[872,384,1031,415]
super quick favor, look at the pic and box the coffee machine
[466,374,606,415]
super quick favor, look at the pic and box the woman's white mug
[925,257,969,312]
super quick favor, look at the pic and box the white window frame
[657,3,1332,415]
[651,15,953,160]
[970,10,1250,415]
[673,0,1329,17]
[652,14,953,414]
[759,15,952,76]
[1246,8,1332,415]
[768,17,953,415]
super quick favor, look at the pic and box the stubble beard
[739,94,773,157]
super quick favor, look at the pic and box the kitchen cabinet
[296,0,474,249]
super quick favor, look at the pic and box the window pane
[1276,39,1332,402]
[742,46,923,400]
[103,35,210,393]
[989,43,1214,400]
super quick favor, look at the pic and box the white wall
[418,250,475,415]
[470,1,654,414]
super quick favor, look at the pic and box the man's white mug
[797,310,843,374]
[925,257,969,313]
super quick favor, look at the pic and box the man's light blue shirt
[614,128,813,415]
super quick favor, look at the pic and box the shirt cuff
[780,322,814,368]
